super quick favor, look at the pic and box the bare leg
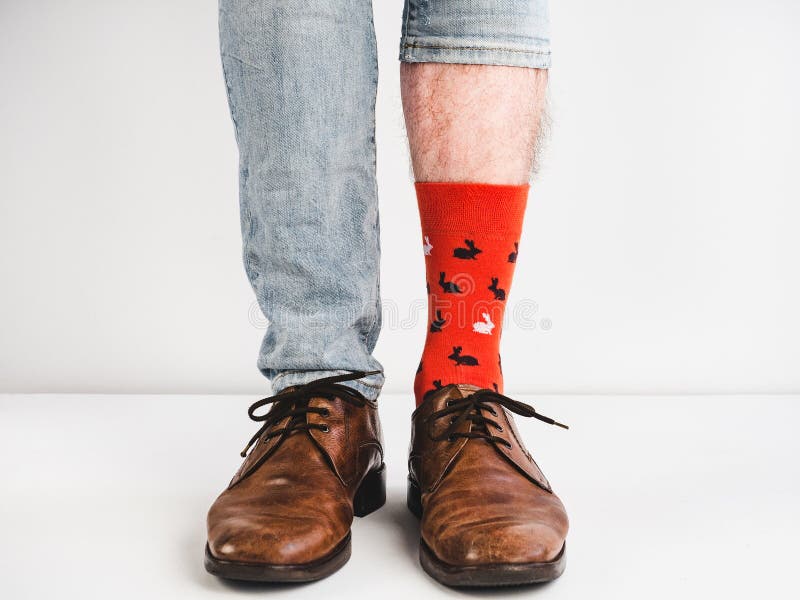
[401,63,548,184]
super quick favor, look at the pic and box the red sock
[414,182,528,405]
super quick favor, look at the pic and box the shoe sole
[204,535,352,583]
[204,464,386,583]
[408,476,567,587]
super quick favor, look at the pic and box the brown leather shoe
[205,371,386,582]
[408,384,569,587]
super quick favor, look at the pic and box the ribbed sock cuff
[415,182,529,235]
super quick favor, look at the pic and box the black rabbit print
[448,346,479,366]
[488,277,506,301]
[430,310,446,333]
[508,242,518,263]
[453,239,482,260]
[423,379,445,399]
[438,271,463,294]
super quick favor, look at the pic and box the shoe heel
[353,463,386,517]
[407,476,423,518]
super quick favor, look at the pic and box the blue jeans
[219,0,551,400]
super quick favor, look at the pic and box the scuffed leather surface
[207,393,383,565]
[228,413,290,488]
[494,402,552,492]
[409,386,470,493]
[308,396,383,487]
[410,385,568,565]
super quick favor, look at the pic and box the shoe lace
[239,370,380,457]
[426,388,568,447]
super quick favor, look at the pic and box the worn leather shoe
[408,384,569,587]
[205,371,386,582]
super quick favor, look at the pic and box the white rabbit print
[423,236,433,256]
[472,313,495,335]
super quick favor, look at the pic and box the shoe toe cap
[428,519,565,566]
[208,516,341,565]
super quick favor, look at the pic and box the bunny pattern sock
[414,182,528,405]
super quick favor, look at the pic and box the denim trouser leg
[400,0,552,68]
[219,0,383,400]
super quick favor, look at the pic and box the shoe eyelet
[488,408,498,416]
[445,400,453,407]
[447,435,456,442]
[495,425,504,432]
[321,408,330,417]
[320,425,330,433]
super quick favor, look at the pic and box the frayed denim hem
[271,369,384,402]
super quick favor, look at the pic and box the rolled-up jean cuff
[399,38,551,69]
[271,369,384,402]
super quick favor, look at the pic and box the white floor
[1,393,798,599]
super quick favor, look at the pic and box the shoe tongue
[454,383,481,396]
[456,385,493,435]
[426,383,481,405]
[426,384,492,436]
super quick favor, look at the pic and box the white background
[1,0,799,395]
